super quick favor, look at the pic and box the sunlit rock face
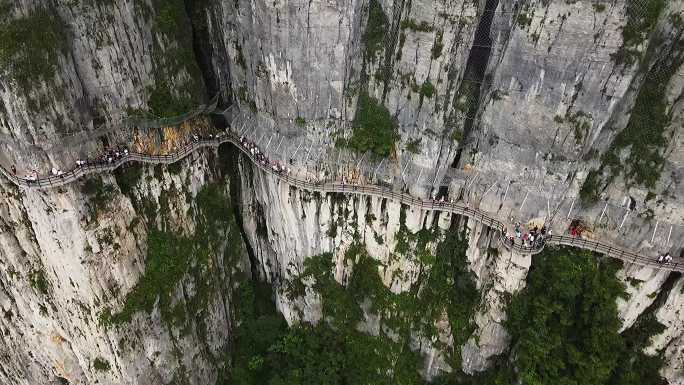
[0,153,248,385]
[207,0,684,378]
[203,0,683,255]
[0,0,683,383]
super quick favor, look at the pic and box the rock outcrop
[0,152,247,385]
[0,0,682,383]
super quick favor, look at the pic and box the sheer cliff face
[0,0,684,384]
[210,0,684,379]
[0,0,205,168]
[235,157,684,379]
[236,157,531,376]
[0,154,247,385]
[210,0,684,251]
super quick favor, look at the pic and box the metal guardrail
[1,131,679,272]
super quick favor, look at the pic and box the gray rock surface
[0,154,247,385]
[0,0,683,383]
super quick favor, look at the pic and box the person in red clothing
[570,226,577,237]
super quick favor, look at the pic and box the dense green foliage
[223,282,288,385]
[92,357,111,372]
[224,216,482,385]
[363,0,388,59]
[507,248,626,384]
[154,0,187,37]
[114,165,143,196]
[147,81,195,118]
[136,0,205,119]
[607,308,668,385]
[0,7,66,87]
[613,0,666,65]
[82,177,116,215]
[103,229,193,324]
[420,81,436,99]
[225,278,425,385]
[467,247,667,385]
[101,181,238,326]
[343,92,397,157]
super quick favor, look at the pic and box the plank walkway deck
[1,131,679,272]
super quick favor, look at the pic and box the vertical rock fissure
[450,0,499,168]
[380,0,407,101]
[183,0,227,104]
[224,145,259,280]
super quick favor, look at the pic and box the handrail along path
[0,132,680,272]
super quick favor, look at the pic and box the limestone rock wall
[203,0,683,252]
[0,0,206,171]
[236,156,532,377]
[0,0,682,383]
[236,156,684,381]
[0,152,247,385]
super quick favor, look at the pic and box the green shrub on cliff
[362,0,388,59]
[420,80,436,98]
[147,81,195,118]
[343,92,397,157]
[102,181,237,326]
[581,48,682,197]
[473,246,666,385]
[0,7,66,87]
[93,357,111,372]
[82,177,116,215]
[613,0,666,65]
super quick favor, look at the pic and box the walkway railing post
[7,131,680,272]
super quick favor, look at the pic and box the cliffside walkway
[1,132,681,272]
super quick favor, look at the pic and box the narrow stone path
[1,131,680,272]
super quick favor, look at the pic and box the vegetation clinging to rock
[580,45,683,203]
[92,357,111,372]
[420,80,436,99]
[101,180,238,326]
[0,7,66,87]
[613,0,666,66]
[476,246,667,385]
[342,92,397,157]
[227,224,479,385]
[362,0,388,60]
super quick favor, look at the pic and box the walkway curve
[0,132,680,272]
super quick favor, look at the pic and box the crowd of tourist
[238,135,290,175]
[10,146,132,184]
[508,222,549,249]
[657,253,673,264]
[4,126,679,267]
[9,128,297,185]
[9,128,236,184]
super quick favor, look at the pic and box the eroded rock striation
[0,0,683,384]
